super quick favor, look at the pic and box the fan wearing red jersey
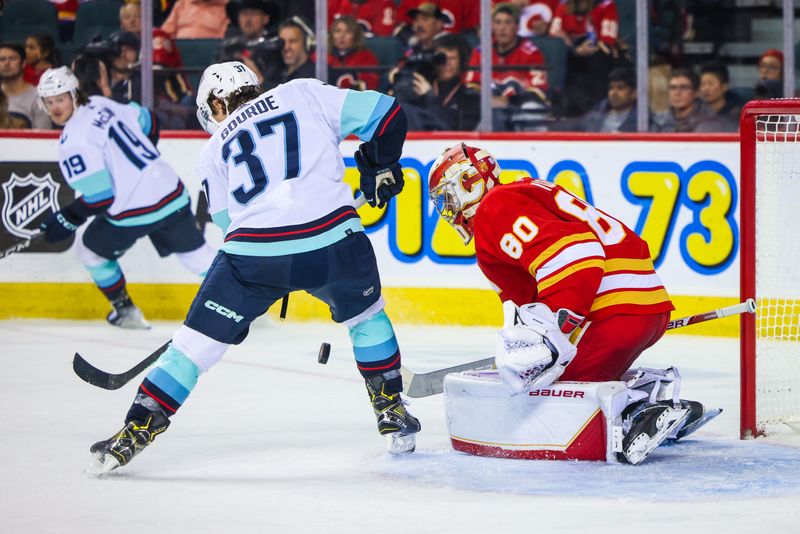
[429,143,719,463]
[464,4,548,107]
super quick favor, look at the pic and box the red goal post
[740,99,800,438]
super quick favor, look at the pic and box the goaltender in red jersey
[428,143,720,465]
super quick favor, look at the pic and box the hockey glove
[40,202,88,243]
[495,301,578,395]
[354,143,404,209]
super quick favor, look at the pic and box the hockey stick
[401,299,758,398]
[0,232,45,260]
[72,194,375,390]
[73,341,169,390]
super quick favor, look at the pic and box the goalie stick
[401,299,758,398]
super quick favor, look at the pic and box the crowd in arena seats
[0,0,796,132]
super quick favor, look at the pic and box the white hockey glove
[495,301,578,396]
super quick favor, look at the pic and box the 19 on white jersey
[197,79,398,256]
[59,96,187,226]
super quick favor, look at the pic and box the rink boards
[0,131,746,336]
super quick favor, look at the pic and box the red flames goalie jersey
[473,178,673,322]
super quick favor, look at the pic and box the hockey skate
[365,374,421,455]
[87,410,170,476]
[617,402,689,465]
[106,294,150,330]
[666,400,723,441]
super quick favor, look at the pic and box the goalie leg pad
[444,371,629,462]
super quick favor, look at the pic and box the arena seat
[71,1,125,48]
[530,36,567,94]
[365,37,406,66]
[0,0,59,44]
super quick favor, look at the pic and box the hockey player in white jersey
[88,62,419,475]
[37,67,215,329]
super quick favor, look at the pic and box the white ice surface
[1,319,799,534]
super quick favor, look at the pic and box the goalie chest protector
[443,371,629,462]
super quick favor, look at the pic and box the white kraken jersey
[58,96,188,226]
[196,78,397,256]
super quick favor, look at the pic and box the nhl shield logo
[1,172,61,238]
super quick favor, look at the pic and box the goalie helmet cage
[740,99,800,439]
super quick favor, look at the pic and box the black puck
[318,342,331,364]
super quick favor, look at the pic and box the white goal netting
[754,113,800,432]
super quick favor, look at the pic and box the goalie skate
[618,402,689,465]
[667,401,723,441]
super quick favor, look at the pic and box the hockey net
[740,100,800,438]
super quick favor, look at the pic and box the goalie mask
[196,61,259,135]
[428,143,501,244]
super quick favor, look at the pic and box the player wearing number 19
[36,67,216,329]
[429,144,718,464]
[87,61,417,475]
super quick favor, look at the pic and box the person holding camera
[387,4,448,102]
[218,1,284,87]
[392,34,479,131]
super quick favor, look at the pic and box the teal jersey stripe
[71,169,113,196]
[107,191,190,227]
[353,336,399,363]
[341,90,395,141]
[211,209,231,234]
[348,310,396,347]
[221,218,364,257]
[82,189,114,203]
[129,101,152,136]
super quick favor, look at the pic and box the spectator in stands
[329,0,397,38]
[48,0,91,42]
[264,19,315,88]
[328,16,379,91]
[394,2,449,51]
[579,66,637,132]
[23,33,58,86]
[107,31,142,103]
[651,67,711,133]
[152,28,195,128]
[396,0,478,43]
[0,43,51,129]
[161,0,229,39]
[0,86,31,129]
[393,34,479,131]
[697,61,739,132]
[550,0,621,117]
[754,48,783,99]
[120,1,142,37]
[225,0,281,39]
[387,4,449,104]
[494,0,560,37]
[464,3,549,109]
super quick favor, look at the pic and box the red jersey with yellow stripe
[473,178,673,322]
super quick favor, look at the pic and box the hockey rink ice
[2,318,799,533]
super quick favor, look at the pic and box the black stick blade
[72,342,170,390]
